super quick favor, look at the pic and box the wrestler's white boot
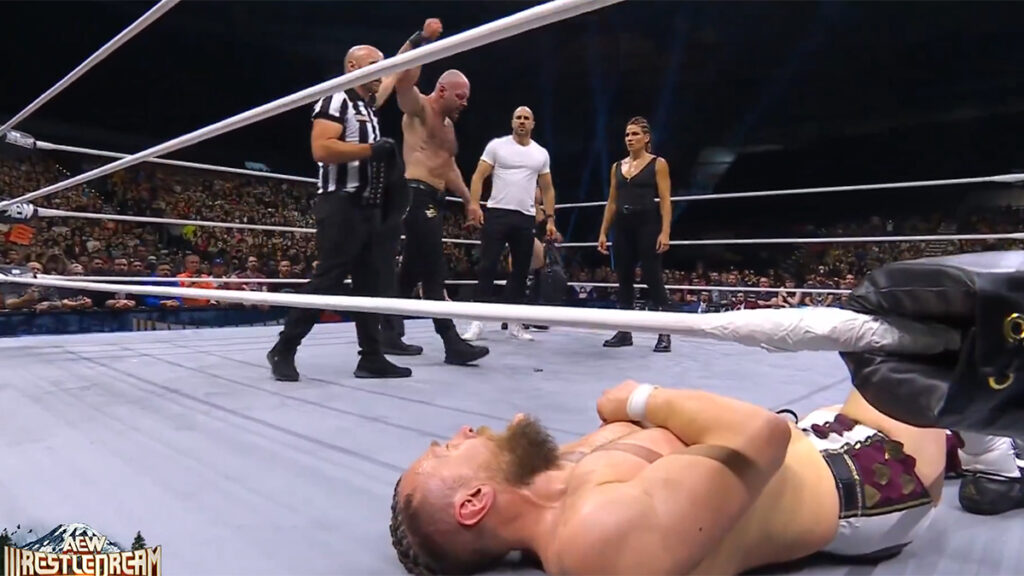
[957,432,1024,515]
[461,321,484,341]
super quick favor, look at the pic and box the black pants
[475,207,536,304]
[613,208,669,311]
[277,192,384,355]
[396,180,457,336]
[379,216,406,339]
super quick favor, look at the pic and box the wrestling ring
[2,1,1024,574]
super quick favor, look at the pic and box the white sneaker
[509,323,534,341]
[462,321,484,341]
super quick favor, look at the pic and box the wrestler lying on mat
[390,381,949,576]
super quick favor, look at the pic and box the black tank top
[614,156,659,212]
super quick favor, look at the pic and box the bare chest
[410,113,457,157]
[561,425,688,486]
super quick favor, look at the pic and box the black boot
[654,334,671,353]
[958,473,1024,515]
[603,331,633,348]
[442,330,490,366]
[267,342,300,382]
[382,336,423,356]
[354,353,412,379]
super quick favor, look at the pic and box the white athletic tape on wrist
[626,383,659,424]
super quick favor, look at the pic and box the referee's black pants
[474,207,536,304]
[276,192,385,355]
[397,180,458,336]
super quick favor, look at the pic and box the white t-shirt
[480,135,550,216]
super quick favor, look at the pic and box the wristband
[407,31,430,49]
[626,383,659,424]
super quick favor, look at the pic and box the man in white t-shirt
[462,106,558,341]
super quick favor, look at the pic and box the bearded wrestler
[391,381,956,575]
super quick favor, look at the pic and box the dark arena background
[2,1,1024,575]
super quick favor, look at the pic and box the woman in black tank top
[597,117,673,352]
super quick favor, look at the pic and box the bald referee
[267,23,440,382]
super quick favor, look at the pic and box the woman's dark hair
[626,116,653,152]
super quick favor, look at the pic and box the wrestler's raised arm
[377,19,443,108]
[565,383,791,575]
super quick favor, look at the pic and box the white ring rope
[1,274,960,355]
[0,0,622,210]
[37,207,316,234]
[560,232,1024,247]
[34,141,318,185]
[22,136,1024,210]
[0,0,180,136]
[552,173,1024,209]
[41,275,852,295]
[34,207,483,244]
[28,206,1024,247]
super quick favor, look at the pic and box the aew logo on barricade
[1,523,160,576]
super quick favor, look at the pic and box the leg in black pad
[840,251,1024,438]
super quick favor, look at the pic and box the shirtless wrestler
[391,381,950,575]
[391,64,488,365]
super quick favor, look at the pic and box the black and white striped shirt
[311,88,381,194]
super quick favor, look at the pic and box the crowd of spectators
[2,150,1023,317]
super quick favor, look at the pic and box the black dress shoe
[382,338,424,356]
[603,331,633,348]
[354,354,412,379]
[654,334,671,353]
[267,344,300,382]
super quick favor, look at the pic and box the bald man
[268,23,440,382]
[389,58,490,366]
[461,106,559,342]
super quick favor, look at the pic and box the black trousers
[613,207,669,311]
[396,180,457,336]
[277,192,385,355]
[475,207,536,304]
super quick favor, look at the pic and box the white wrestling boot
[508,323,534,341]
[957,433,1024,516]
[461,321,485,341]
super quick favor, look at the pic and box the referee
[267,43,413,382]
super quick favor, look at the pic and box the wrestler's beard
[480,416,560,487]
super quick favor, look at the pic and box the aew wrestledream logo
[1,523,160,576]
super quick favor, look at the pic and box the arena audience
[3,149,1023,319]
